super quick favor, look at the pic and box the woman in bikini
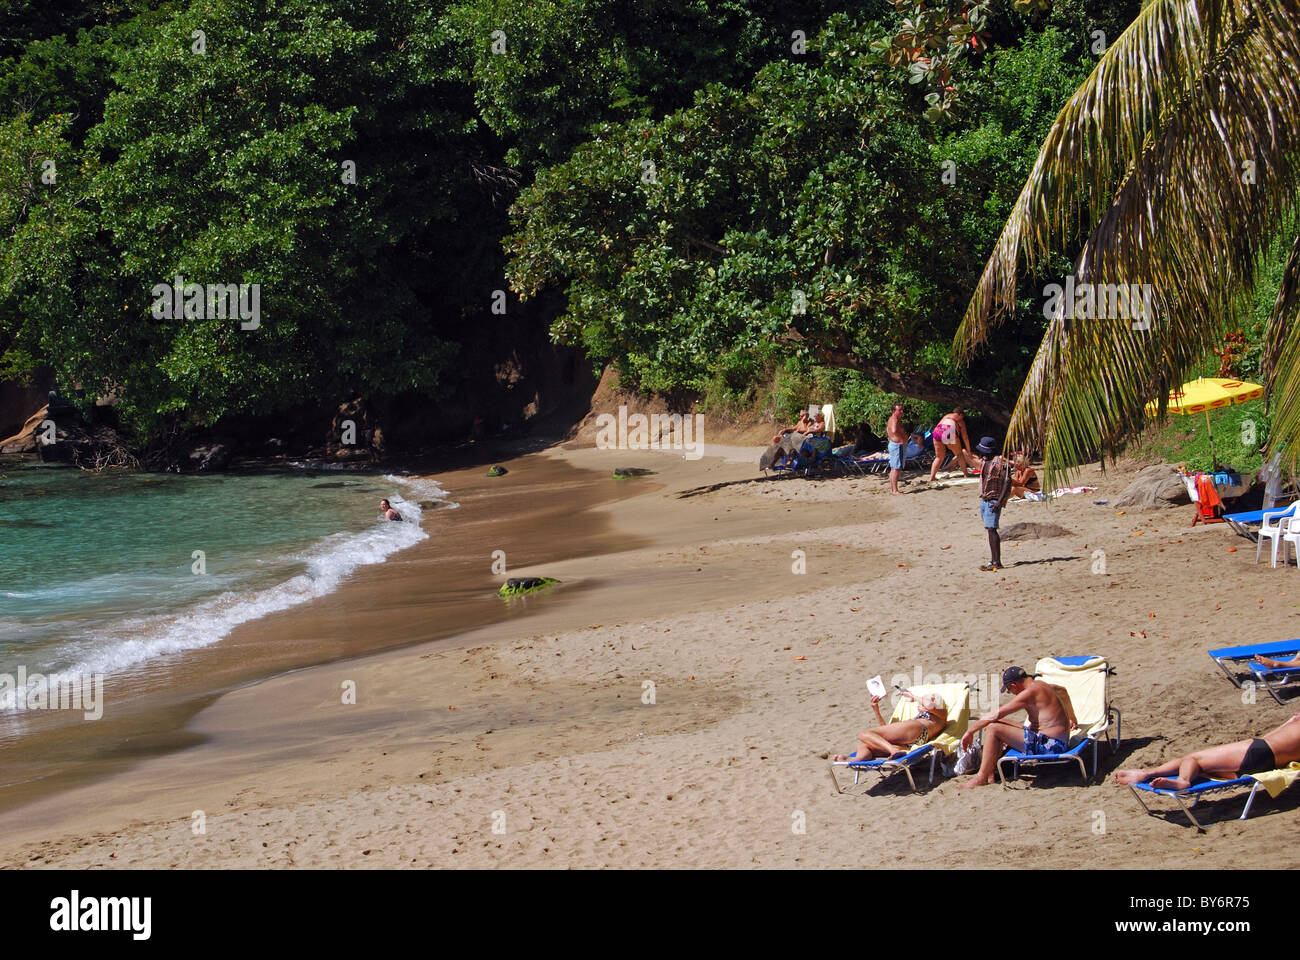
[928,407,973,482]
[832,690,949,762]
[1113,712,1300,789]
[1010,452,1041,499]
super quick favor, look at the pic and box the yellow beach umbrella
[1145,377,1264,467]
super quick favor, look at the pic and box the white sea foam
[0,475,456,711]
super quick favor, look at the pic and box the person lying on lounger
[1254,651,1300,669]
[832,690,948,762]
[1113,713,1300,789]
[957,666,1077,788]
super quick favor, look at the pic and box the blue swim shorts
[888,440,905,470]
[979,499,1002,529]
[1022,729,1068,756]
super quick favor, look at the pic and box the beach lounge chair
[995,656,1121,787]
[1208,639,1300,704]
[1127,765,1300,831]
[829,682,970,794]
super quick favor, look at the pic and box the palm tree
[955,0,1300,481]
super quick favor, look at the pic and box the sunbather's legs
[1113,740,1253,787]
[928,438,947,482]
[833,723,923,762]
[958,720,1025,788]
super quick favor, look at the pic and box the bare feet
[831,754,853,763]
[1149,776,1191,791]
[958,775,993,789]
[1112,769,1149,785]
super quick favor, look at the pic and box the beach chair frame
[1208,640,1300,705]
[1127,778,1265,832]
[1223,512,1263,542]
[829,744,945,795]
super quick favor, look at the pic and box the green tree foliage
[0,0,1144,444]
[2,0,481,431]
[505,8,1112,423]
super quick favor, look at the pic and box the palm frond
[956,0,1300,484]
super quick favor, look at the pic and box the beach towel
[759,433,806,470]
[1049,485,1097,497]
[1195,473,1223,512]
[1249,762,1300,799]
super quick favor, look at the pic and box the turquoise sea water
[0,462,452,695]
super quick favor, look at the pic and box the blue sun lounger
[996,656,1121,787]
[1209,639,1300,704]
[1224,502,1297,543]
[1128,777,1266,832]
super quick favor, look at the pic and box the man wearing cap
[975,436,1012,571]
[957,666,1077,788]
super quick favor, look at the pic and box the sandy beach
[3,441,1298,869]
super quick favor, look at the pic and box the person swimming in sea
[380,498,403,522]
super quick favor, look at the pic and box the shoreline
[0,448,655,815]
[4,445,1299,868]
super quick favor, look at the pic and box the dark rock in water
[498,576,558,596]
[487,465,507,477]
[187,443,232,472]
[613,466,653,478]
[311,481,347,488]
[999,521,1074,540]
[418,499,442,509]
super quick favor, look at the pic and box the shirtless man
[771,410,812,445]
[886,403,908,495]
[958,666,1077,788]
[1114,713,1300,789]
[380,498,403,522]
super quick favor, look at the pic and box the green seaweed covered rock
[487,465,508,477]
[498,576,558,597]
[612,466,653,479]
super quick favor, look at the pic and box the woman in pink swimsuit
[928,407,972,482]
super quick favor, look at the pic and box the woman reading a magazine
[832,690,948,762]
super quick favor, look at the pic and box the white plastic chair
[1280,516,1300,570]
[1257,503,1299,566]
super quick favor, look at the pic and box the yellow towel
[1250,762,1300,799]
[892,682,971,757]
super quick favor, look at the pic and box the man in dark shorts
[1114,713,1300,789]
[380,498,403,522]
[957,666,1077,788]
[976,436,1012,571]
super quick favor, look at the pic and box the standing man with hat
[975,435,1012,572]
[957,666,1078,788]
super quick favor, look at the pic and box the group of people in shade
[836,668,1300,791]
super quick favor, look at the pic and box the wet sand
[3,445,1299,869]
